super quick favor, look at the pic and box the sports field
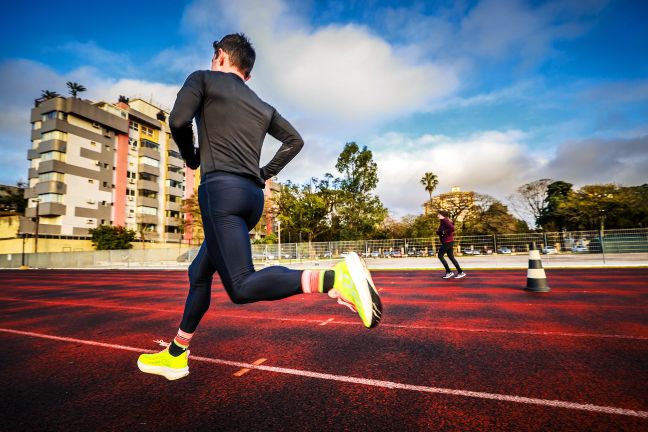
[1,268,646,431]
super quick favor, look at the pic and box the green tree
[508,178,552,228]
[0,181,27,213]
[66,81,87,98]
[463,194,525,234]
[420,172,439,202]
[40,90,60,100]
[181,194,203,245]
[333,142,387,240]
[277,180,331,243]
[537,181,573,230]
[89,225,136,250]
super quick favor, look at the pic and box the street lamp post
[277,219,281,262]
[32,198,41,254]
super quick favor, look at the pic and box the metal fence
[1,228,647,269]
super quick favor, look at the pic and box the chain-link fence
[1,228,647,268]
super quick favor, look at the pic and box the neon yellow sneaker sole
[137,348,189,380]
[333,252,382,328]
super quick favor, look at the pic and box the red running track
[0,268,646,431]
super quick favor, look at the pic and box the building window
[127,188,135,196]
[42,111,67,122]
[40,151,66,161]
[136,206,158,216]
[39,193,63,203]
[166,195,182,203]
[168,150,182,159]
[166,179,184,189]
[141,125,154,137]
[32,121,42,130]
[166,210,181,218]
[168,165,182,174]
[140,139,159,150]
[139,172,158,182]
[38,172,64,182]
[41,130,67,141]
[139,189,157,199]
[139,156,160,168]
[129,121,139,131]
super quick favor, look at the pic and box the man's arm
[260,110,304,180]
[169,71,203,170]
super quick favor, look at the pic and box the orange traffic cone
[525,243,550,292]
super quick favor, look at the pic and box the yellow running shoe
[137,348,189,380]
[329,252,382,328]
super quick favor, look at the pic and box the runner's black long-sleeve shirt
[169,70,304,187]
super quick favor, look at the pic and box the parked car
[391,250,403,258]
[321,251,333,258]
[571,245,588,253]
[370,251,381,258]
[463,248,480,255]
[497,247,512,254]
[541,246,558,254]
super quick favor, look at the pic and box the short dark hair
[213,33,256,78]
[438,210,450,218]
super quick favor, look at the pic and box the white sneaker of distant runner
[442,272,455,279]
[455,272,467,279]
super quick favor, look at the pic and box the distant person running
[137,34,382,380]
[436,211,466,279]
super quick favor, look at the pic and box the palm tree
[66,81,87,98]
[420,172,439,202]
[40,90,60,99]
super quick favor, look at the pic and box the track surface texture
[1,268,647,432]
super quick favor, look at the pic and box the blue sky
[1,0,647,217]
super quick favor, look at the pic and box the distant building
[21,95,197,243]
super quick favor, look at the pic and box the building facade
[21,95,197,244]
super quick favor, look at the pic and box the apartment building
[21,95,196,244]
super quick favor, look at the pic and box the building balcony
[27,149,39,160]
[38,139,67,154]
[139,146,160,160]
[136,180,159,192]
[23,188,37,199]
[25,202,66,217]
[35,181,66,195]
[166,201,182,212]
[165,217,181,226]
[167,170,184,182]
[167,155,184,168]
[28,168,38,179]
[137,214,158,225]
[166,186,183,197]
[136,196,159,208]
[38,160,67,174]
[138,163,160,176]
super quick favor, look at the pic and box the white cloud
[370,130,538,216]
[180,0,460,124]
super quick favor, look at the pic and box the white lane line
[0,327,646,419]
[234,358,267,377]
[319,318,334,326]
[1,297,647,340]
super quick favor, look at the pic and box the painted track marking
[319,318,334,326]
[0,327,646,419]
[1,297,646,340]
[234,358,267,376]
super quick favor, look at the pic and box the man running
[436,211,466,279]
[138,34,382,380]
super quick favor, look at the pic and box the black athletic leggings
[438,241,462,273]
[179,171,303,333]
